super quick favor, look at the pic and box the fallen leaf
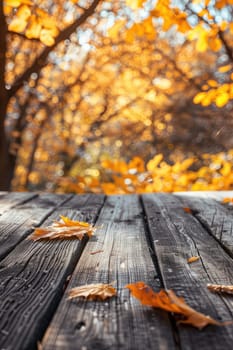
[29,215,95,240]
[126,281,230,329]
[68,283,117,301]
[207,284,233,295]
[37,341,43,350]
[187,256,200,264]
[90,249,104,255]
[183,207,192,213]
[222,198,233,204]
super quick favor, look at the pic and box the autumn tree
[1,0,233,192]
[14,3,233,190]
[0,0,102,190]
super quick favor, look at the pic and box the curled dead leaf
[29,215,95,240]
[187,256,200,264]
[126,281,231,329]
[68,283,117,301]
[207,284,233,295]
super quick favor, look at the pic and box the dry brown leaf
[68,283,117,301]
[187,256,200,264]
[207,284,233,295]
[126,281,230,329]
[29,215,95,241]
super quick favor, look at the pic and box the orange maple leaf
[126,282,230,329]
[29,215,95,240]
[187,256,200,264]
[68,283,117,301]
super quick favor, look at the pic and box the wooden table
[0,191,233,350]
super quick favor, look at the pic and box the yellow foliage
[152,1,190,33]
[40,29,56,46]
[17,4,31,19]
[207,80,218,88]
[108,20,126,39]
[126,0,146,10]
[218,65,232,73]
[6,0,22,6]
[215,0,230,9]
[5,0,32,6]
[8,17,28,32]
[6,1,59,45]
[193,84,232,107]
[58,151,233,195]
[215,92,229,107]
[147,154,163,171]
[193,92,207,104]
[122,17,156,43]
[188,24,222,53]
[25,15,41,39]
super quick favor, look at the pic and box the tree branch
[185,4,233,63]
[8,0,102,100]
[7,30,41,42]
[218,30,233,62]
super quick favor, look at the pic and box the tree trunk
[0,0,102,190]
[0,1,11,190]
[0,105,11,191]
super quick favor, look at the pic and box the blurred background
[0,0,232,194]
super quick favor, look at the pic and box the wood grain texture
[42,195,176,350]
[0,192,36,215]
[176,194,233,255]
[142,193,233,350]
[0,194,105,350]
[0,193,72,261]
[15,193,72,209]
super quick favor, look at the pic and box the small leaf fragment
[68,283,117,301]
[207,284,233,295]
[222,198,233,204]
[126,281,230,329]
[29,215,95,240]
[37,341,43,350]
[183,207,192,213]
[90,249,104,255]
[187,256,200,264]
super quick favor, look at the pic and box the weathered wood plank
[0,192,37,215]
[15,193,72,209]
[42,195,176,350]
[0,194,105,350]
[62,193,107,221]
[0,193,72,261]
[174,191,233,201]
[142,193,233,350]
[176,194,233,255]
